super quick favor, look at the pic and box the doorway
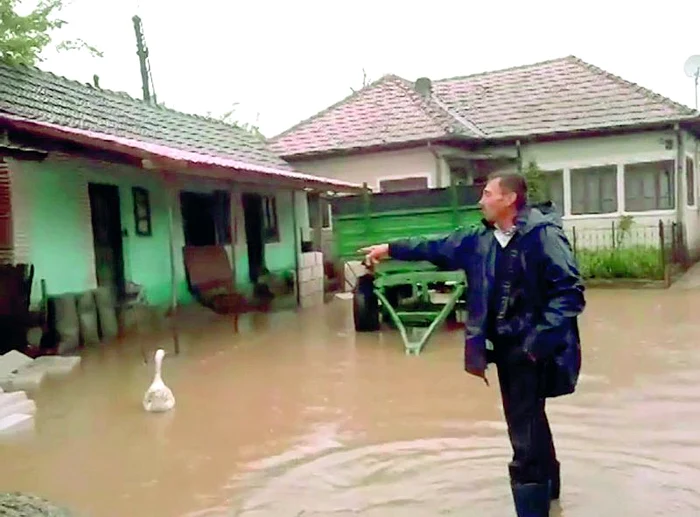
[88,183,125,301]
[242,193,265,283]
[180,190,232,247]
[180,191,216,246]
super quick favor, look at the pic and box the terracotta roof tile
[271,56,700,158]
[269,75,477,158]
[434,55,698,139]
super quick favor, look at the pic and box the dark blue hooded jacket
[388,203,586,398]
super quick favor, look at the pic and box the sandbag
[52,294,79,354]
[93,287,118,341]
[76,291,100,346]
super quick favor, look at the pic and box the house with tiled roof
[0,61,362,314]
[270,56,700,259]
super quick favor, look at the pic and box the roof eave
[480,118,700,146]
[278,134,482,162]
[0,114,364,194]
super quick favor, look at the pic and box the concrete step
[32,355,82,376]
[0,399,36,421]
[0,391,29,408]
[0,413,34,435]
[0,367,46,392]
[0,350,33,378]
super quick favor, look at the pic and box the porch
[0,115,362,357]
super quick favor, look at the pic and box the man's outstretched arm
[360,227,478,271]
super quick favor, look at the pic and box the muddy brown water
[1,289,700,516]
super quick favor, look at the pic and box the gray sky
[38,0,700,138]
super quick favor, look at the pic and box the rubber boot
[511,482,550,517]
[549,460,560,500]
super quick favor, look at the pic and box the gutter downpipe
[516,139,523,174]
[427,141,443,188]
[290,189,301,308]
[675,123,688,266]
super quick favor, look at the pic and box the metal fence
[564,220,688,282]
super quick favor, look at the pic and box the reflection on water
[1,290,700,516]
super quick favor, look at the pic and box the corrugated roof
[1,112,365,192]
[270,56,700,158]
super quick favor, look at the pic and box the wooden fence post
[659,220,668,286]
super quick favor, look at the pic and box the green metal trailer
[331,183,483,355]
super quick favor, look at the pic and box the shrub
[576,245,663,280]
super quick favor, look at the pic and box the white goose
[142,349,175,412]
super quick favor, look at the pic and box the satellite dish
[684,56,700,110]
[684,55,700,78]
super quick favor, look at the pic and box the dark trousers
[495,343,558,485]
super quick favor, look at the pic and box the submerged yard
[1,289,700,516]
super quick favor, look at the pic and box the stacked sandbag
[93,287,118,341]
[76,291,100,346]
[51,294,80,355]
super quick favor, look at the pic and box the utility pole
[132,15,157,104]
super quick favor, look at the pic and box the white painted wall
[294,147,440,191]
[295,147,442,261]
[294,130,700,256]
[520,131,682,249]
[682,130,700,258]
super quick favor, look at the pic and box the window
[132,186,152,237]
[687,157,696,206]
[571,165,618,215]
[624,160,674,212]
[378,176,429,192]
[180,190,231,246]
[308,195,331,229]
[262,195,279,243]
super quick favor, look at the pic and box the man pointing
[361,172,585,517]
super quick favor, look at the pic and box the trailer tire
[353,274,380,332]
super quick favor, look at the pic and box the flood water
[2,289,700,516]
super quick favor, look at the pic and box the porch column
[163,172,180,355]
[310,191,324,252]
[290,189,301,307]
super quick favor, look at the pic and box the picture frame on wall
[132,186,152,237]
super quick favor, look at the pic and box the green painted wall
[232,188,306,291]
[8,154,304,308]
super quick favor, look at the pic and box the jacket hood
[516,201,564,235]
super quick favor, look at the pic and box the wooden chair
[182,246,249,331]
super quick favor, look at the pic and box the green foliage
[0,0,101,66]
[614,214,634,247]
[574,216,664,280]
[577,246,663,280]
[209,103,265,139]
[523,160,549,205]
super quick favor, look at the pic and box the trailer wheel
[353,274,380,332]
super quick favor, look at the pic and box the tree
[523,160,550,205]
[0,0,101,66]
[350,68,372,94]
[207,103,266,140]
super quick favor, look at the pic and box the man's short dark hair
[488,171,528,209]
